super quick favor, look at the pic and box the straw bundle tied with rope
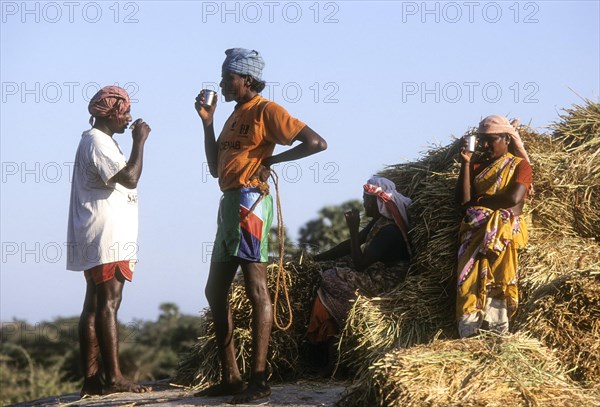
[175,100,599,403]
[337,333,600,407]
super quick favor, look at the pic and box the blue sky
[1,0,599,324]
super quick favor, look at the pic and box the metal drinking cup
[200,89,217,107]
[466,135,477,152]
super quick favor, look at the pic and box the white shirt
[66,128,138,271]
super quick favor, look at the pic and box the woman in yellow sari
[455,115,533,338]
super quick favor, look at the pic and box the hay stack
[552,98,600,153]
[514,272,600,385]
[337,101,599,385]
[516,124,599,291]
[337,333,600,407]
[551,100,600,240]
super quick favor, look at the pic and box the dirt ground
[10,380,348,407]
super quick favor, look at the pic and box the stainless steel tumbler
[200,89,217,107]
[467,135,477,152]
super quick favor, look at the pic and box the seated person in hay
[306,176,412,375]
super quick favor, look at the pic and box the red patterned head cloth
[88,86,130,126]
[363,176,412,236]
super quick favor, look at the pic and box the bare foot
[102,379,152,395]
[80,374,103,397]
[194,381,247,397]
[228,383,271,404]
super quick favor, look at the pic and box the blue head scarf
[222,48,265,81]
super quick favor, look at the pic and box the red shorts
[84,260,135,285]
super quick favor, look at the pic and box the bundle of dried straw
[338,333,600,406]
[514,272,600,385]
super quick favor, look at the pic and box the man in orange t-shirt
[194,48,327,404]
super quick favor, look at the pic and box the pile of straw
[338,333,600,407]
[552,98,600,153]
[511,99,600,242]
[514,121,599,290]
[338,100,599,403]
[514,272,600,385]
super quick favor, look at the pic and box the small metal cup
[200,89,217,107]
[466,135,477,152]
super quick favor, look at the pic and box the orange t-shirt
[217,95,305,191]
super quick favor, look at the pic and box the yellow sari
[456,153,528,331]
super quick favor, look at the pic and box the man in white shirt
[67,86,151,396]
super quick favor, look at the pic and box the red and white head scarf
[88,86,130,126]
[363,176,412,235]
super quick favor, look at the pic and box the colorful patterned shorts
[212,187,273,263]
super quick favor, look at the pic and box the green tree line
[0,303,202,405]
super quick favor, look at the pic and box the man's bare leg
[195,261,246,397]
[96,272,151,394]
[79,277,103,397]
[229,262,272,404]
